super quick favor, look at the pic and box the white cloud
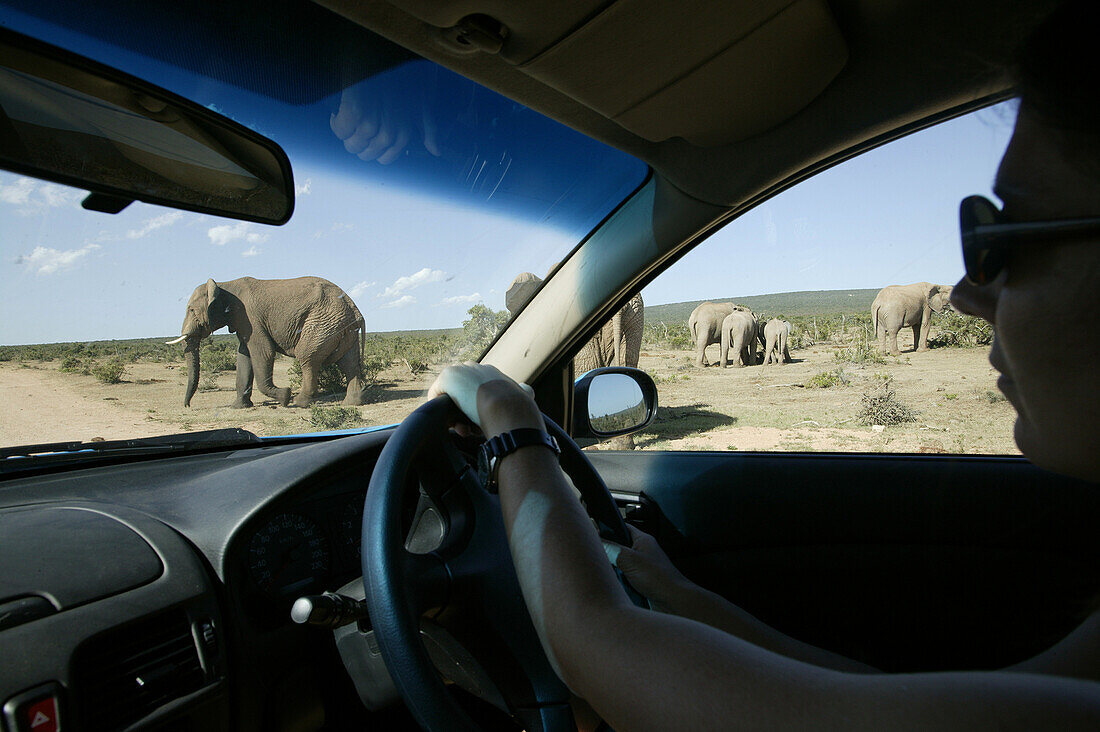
[379,268,446,298]
[39,184,84,208]
[311,222,353,240]
[295,178,312,195]
[380,295,415,309]
[0,177,83,210]
[440,292,482,305]
[241,245,261,257]
[348,280,375,298]
[0,177,36,205]
[15,243,100,274]
[127,211,183,239]
[208,221,268,246]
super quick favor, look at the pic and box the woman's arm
[429,366,1100,730]
[607,527,877,673]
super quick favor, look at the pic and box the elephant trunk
[183,341,200,407]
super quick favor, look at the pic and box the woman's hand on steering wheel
[427,362,539,437]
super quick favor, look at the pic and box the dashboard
[0,430,400,731]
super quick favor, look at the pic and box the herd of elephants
[165,275,955,411]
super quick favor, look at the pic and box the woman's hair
[1013,1,1099,174]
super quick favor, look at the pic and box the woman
[428,2,1100,727]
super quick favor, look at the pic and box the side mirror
[573,367,657,439]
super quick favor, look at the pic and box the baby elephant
[761,318,792,365]
[720,310,759,367]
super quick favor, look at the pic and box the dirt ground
[0,334,1018,455]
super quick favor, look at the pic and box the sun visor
[521,0,847,146]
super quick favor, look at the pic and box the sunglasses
[959,195,1100,286]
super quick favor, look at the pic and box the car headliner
[318,0,1055,208]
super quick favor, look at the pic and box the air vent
[73,609,205,732]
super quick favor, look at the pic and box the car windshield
[0,0,648,448]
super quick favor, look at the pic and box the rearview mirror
[0,28,294,224]
[573,367,658,439]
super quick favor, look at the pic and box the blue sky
[0,103,1015,346]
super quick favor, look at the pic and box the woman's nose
[950,273,1001,324]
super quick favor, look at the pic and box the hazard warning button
[2,682,63,732]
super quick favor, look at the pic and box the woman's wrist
[476,379,543,438]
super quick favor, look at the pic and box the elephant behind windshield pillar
[505,272,644,373]
[169,276,367,409]
[871,282,953,355]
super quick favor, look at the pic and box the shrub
[288,361,345,395]
[200,341,237,372]
[92,357,127,384]
[198,374,218,392]
[833,329,885,364]
[59,355,86,373]
[984,390,1007,403]
[927,311,993,348]
[643,321,694,350]
[309,404,364,430]
[807,367,850,388]
[858,377,917,426]
[459,304,509,359]
[362,353,390,381]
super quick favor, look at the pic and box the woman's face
[951,108,1100,482]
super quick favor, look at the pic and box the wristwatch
[477,428,561,493]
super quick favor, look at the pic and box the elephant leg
[747,338,757,367]
[694,330,709,367]
[232,346,254,408]
[916,316,930,351]
[888,327,901,356]
[251,339,291,406]
[336,346,365,406]
[720,330,730,368]
[293,355,321,408]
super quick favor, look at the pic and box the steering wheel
[362,395,636,731]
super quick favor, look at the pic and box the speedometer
[247,513,331,597]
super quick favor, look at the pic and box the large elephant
[505,272,644,372]
[168,277,366,409]
[719,309,759,368]
[871,282,953,355]
[761,318,792,365]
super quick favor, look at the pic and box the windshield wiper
[0,428,261,464]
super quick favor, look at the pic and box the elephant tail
[871,302,880,337]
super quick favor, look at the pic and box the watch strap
[479,428,560,492]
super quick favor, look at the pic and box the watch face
[476,443,493,491]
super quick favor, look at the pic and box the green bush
[858,377,917,426]
[833,329,886,364]
[200,341,236,372]
[92,357,127,384]
[807,367,850,388]
[643,322,693,350]
[309,404,364,430]
[59,355,86,373]
[927,311,993,348]
[198,374,219,392]
[288,361,345,395]
[459,304,509,359]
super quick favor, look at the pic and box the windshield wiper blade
[0,428,261,460]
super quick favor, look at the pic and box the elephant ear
[205,278,221,307]
[927,284,949,313]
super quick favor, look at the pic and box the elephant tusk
[165,335,188,345]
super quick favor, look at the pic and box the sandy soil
[0,334,1019,455]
